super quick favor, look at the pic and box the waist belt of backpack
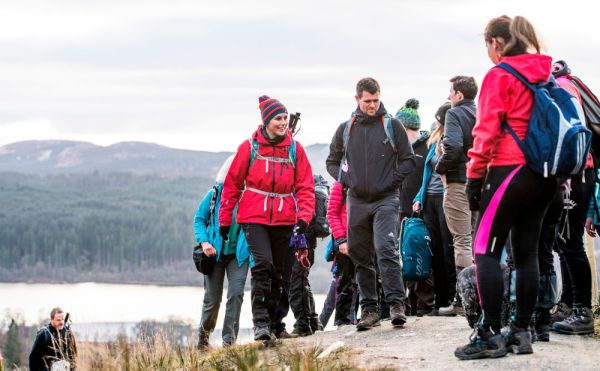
[245,187,293,212]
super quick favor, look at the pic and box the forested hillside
[0,172,212,284]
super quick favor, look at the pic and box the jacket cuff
[335,238,347,245]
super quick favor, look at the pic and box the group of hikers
[194,14,600,362]
[22,13,600,371]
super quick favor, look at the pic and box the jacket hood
[252,125,293,146]
[499,54,552,84]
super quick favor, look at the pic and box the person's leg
[372,193,406,325]
[334,253,355,325]
[267,225,294,330]
[242,223,274,338]
[272,248,294,337]
[319,275,337,328]
[423,195,450,309]
[198,259,227,348]
[289,253,311,334]
[347,195,377,312]
[222,256,249,345]
[444,182,474,269]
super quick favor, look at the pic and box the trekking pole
[289,112,301,136]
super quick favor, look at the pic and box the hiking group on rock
[190,13,600,362]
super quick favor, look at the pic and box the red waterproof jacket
[327,181,347,241]
[219,127,314,227]
[467,54,552,179]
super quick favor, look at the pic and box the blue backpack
[497,63,591,178]
[398,217,433,281]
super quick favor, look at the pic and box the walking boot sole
[455,348,508,360]
[356,321,381,331]
[391,316,407,327]
[551,326,594,335]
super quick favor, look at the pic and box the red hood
[499,54,552,83]
[252,125,293,146]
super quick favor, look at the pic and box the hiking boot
[423,308,440,316]
[356,310,380,331]
[454,326,508,360]
[291,328,312,337]
[390,303,407,326]
[274,329,298,339]
[438,302,465,316]
[552,307,595,335]
[197,331,209,351]
[504,322,533,354]
[222,340,233,348]
[532,324,550,342]
[253,326,273,341]
[551,302,572,324]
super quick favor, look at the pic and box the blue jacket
[194,183,253,268]
[413,142,444,208]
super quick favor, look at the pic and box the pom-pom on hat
[259,95,288,126]
[435,102,452,126]
[395,98,421,130]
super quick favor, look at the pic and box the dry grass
[76,332,359,371]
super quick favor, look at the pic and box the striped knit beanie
[258,95,287,126]
[395,98,421,130]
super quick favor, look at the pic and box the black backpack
[310,174,330,238]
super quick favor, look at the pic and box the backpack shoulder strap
[496,63,537,91]
[338,115,357,182]
[208,185,218,221]
[289,138,297,168]
[248,138,259,169]
[382,114,398,153]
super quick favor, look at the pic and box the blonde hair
[485,15,542,56]
[215,155,235,183]
[428,124,444,154]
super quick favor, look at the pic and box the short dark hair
[50,307,64,319]
[450,76,478,100]
[356,77,380,97]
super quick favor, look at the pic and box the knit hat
[258,95,287,126]
[435,102,452,126]
[395,98,420,130]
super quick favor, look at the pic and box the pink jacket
[327,181,347,241]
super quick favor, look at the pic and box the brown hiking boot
[356,310,380,331]
[390,303,407,326]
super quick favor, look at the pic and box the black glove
[294,219,308,235]
[219,226,230,241]
[466,178,484,211]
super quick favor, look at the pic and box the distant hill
[0,140,331,180]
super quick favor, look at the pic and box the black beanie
[435,102,452,126]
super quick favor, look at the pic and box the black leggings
[474,165,557,331]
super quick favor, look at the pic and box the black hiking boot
[552,307,595,335]
[533,324,550,342]
[356,310,380,331]
[253,326,273,341]
[197,331,209,351]
[551,302,572,324]
[454,326,507,360]
[274,329,298,339]
[390,303,407,327]
[505,322,533,354]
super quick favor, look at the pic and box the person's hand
[201,242,217,257]
[466,178,484,211]
[441,174,447,188]
[219,226,230,241]
[294,219,308,235]
[295,249,310,268]
[585,217,597,237]
[412,201,421,213]
[338,242,349,256]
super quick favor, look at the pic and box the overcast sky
[1,0,599,152]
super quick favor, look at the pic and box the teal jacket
[194,183,254,268]
[413,142,445,208]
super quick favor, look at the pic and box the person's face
[486,37,502,65]
[51,312,65,330]
[448,85,463,108]
[265,113,288,139]
[355,91,381,116]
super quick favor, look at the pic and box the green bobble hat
[395,98,420,130]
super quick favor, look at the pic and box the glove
[219,226,230,241]
[466,178,484,211]
[295,249,311,268]
[294,219,308,235]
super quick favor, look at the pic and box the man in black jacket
[29,307,77,371]
[326,77,415,331]
[435,75,478,316]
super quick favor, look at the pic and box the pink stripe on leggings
[473,165,523,256]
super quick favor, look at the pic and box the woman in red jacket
[454,16,558,360]
[219,95,315,342]
[327,180,356,326]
